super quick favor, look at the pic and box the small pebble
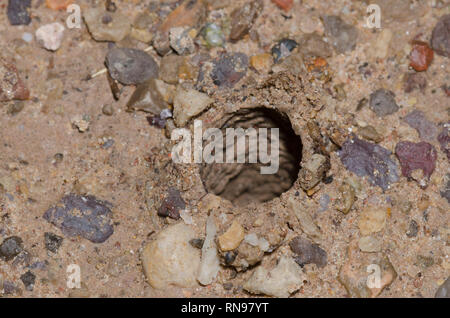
[435,277,450,298]
[224,251,237,265]
[141,223,200,289]
[250,53,273,73]
[7,0,31,26]
[189,238,204,249]
[289,236,327,267]
[173,85,213,127]
[358,125,382,143]
[229,1,263,42]
[403,110,438,142]
[22,32,33,43]
[153,0,207,55]
[101,139,115,149]
[369,89,399,117]
[203,23,225,48]
[46,0,74,10]
[84,8,131,42]
[210,53,249,88]
[271,0,293,12]
[404,73,427,93]
[272,39,298,63]
[409,41,434,72]
[298,33,332,58]
[20,271,35,291]
[298,154,330,191]
[147,115,166,129]
[218,221,245,252]
[106,47,159,85]
[338,241,397,298]
[243,256,304,298]
[159,54,185,85]
[71,115,90,132]
[127,79,167,114]
[358,236,382,253]
[335,182,355,214]
[160,109,172,120]
[0,59,30,102]
[35,23,65,51]
[338,136,399,190]
[157,188,186,220]
[43,194,114,243]
[395,141,437,182]
[102,104,114,116]
[323,15,358,54]
[170,27,196,55]
[358,207,387,236]
[431,14,450,58]
[0,236,23,261]
[197,216,220,285]
[44,232,63,253]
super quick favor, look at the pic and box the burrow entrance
[200,107,302,206]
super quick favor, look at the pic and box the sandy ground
[0,0,449,298]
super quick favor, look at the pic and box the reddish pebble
[410,41,434,72]
[45,0,73,10]
[271,0,294,12]
[395,141,437,180]
[0,58,30,101]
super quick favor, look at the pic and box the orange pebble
[313,57,328,68]
[410,41,434,72]
[271,0,294,12]
[46,0,74,10]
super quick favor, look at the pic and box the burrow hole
[200,107,302,206]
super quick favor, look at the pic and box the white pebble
[22,32,33,43]
[35,22,65,51]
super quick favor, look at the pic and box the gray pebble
[323,15,358,54]
[43,194,114,243]
[44,232,63,253]
[210,53,249,88]
[369,89,399,117]
[20,271,35,291]
[106,47,159,85]
[431,14,450,58]
[102,139,115,149]
[289,236,327,268]
[2,281,19,295]
[7,0,31,26]
[435,277,450,298]
[0,236,23,261]
[403,110,438,142]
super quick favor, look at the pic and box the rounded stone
[106,47,159,85]
[141,223,200,289]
